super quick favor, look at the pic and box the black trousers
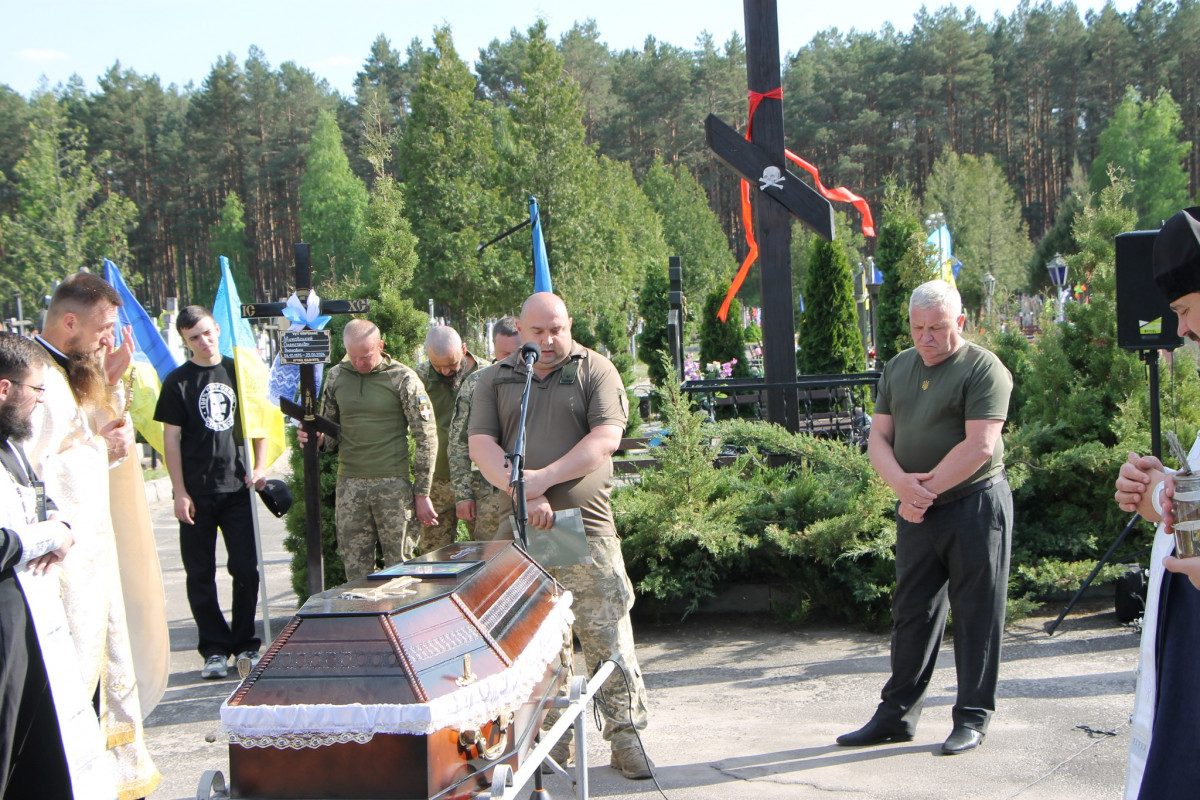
[0,581,71,799]
[1137,569,1200,799]
[875,479,1012,735]
[180,490,261,659]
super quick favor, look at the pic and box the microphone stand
[506,352,538,551]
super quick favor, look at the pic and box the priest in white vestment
[26,273,160,799]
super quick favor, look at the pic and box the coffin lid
[220,542,572,742]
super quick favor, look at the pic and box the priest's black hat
[1154,207,1200,303]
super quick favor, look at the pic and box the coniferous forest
[2,1,1199,330]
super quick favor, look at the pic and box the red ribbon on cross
[718,87,876,322]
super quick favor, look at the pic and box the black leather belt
[931,468,1007,507]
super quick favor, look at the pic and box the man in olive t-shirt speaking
[837,279,1013,756]
[467,292,653,780]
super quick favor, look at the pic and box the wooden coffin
[221,541,572,800]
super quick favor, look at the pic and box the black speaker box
[1115,229,1183,351]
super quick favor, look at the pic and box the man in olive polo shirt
[414,325,483,553]
[468,292,652,780]
[298,319,437,580]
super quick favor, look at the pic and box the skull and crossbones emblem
[758,166,785,191]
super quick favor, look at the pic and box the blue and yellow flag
[926,225,956,288]
[103,259,180,456]
[212,256,285,469]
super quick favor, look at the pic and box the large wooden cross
[705,0,835,432]
[241,243,368,598]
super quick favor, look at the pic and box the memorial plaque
[280,329,332,365]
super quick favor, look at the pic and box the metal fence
[680,371,880,446]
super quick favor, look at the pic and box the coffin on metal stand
[197,541,584,800]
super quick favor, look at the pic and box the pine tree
[0,86,29,219]
[207,191,252,301]
[1,91,137,300]
[699,291,749,377]
[798,238,865,374]
[637,261,671,386]
[924,149,1033,305]
[499,21,604,313]
[359,115,426,361]
[1089,87,1190,230]
[299,109,368,281]
[874,181,926,363]
[589,155,669,319]
[398,26,519,327]
[998,167,1200,582]
[641,155,736,306]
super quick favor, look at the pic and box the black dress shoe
[941,726,984,754]
[836,718,914,746]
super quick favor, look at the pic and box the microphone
[520,342,540,367]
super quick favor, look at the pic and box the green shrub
[615,376,897,626]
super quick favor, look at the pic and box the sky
[3,0,1137,99]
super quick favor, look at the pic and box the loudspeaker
[1115,564,1148,624]
[1115,230,1183,351]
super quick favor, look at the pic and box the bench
[614,437,657,475]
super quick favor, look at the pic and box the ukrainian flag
[103,259,180,456]
[212,257,286,468]
[926,225,957,289]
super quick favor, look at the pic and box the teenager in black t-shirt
[154,305,266,680]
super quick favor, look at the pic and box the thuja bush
[614,377,897,626]
[283,425,346,600]
[699,291,751,378]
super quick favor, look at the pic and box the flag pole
[476,218,531,253]
[243,439,272,644]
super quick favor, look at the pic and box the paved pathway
[140,476,1137,799]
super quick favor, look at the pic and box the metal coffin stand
[204,541,574,800]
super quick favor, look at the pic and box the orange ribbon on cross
[718,87,875,322]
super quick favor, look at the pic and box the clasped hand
[897,472,936,523]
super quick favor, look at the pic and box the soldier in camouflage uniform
[447,316,521,541]
[414,326,483,554]
[468,294,652,780]
[297,319,437,580]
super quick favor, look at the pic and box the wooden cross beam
[705,0,836,432]
[705,114,834,240]
[6,293,32,336]
[667,256,686,380]
[242,242,369,598]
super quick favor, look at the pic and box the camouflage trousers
[420,475,514,552]
[472,476,512,542]
[418,478,461,555]
[543,536,649,750]
[335,475,416,581]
